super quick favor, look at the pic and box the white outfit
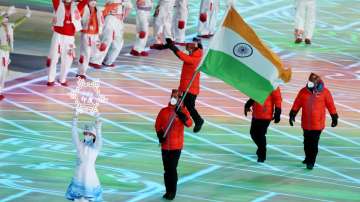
[154,0,175,44]
[133,0,153,52]
[173,0,188,43]
[47,1,81,83]
[79,6,103,76]
[294,0,316,39]
[66,118,103,202]
[0,50,10,94]
[91,0,132,66]
[0,23,13,94]
[197,0,219,36]
[47,32,76,83]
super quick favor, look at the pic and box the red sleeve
[291,89,303,112]
[77,0,90,12]
[272,87,282,109]
[182,106,193,128]
[155,109,165,132]
[53,0,60,11]
[176,50,199,65]
[325,88,337,115]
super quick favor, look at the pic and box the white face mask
[307,81,315,88]
[170,97,178,105]
[63,0,72,3]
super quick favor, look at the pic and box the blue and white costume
[66,116,103,202]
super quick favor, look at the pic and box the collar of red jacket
[307,79,325,93]
[191,48,203,57]
[167,104,176,108]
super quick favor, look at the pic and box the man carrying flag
[166,37,205,133]
[155,89,192,200]
[198,5,291,104]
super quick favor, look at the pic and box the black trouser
[250,118,271,160]
[183,93,203,125]
[303,130,322,165]
[162,149,182,196]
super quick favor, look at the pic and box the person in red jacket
[244,87,282,163]
[155,89,192,200]
[289,73,338,170]
[166,37,204,133]
[46,0,89,86]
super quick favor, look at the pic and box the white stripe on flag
[209,27,281,88]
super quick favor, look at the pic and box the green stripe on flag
[200,50,274,104]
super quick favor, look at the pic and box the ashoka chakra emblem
[233,43,253,58]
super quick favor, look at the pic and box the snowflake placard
[68,79,108,115]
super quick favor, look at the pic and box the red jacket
[252,87,282,120]
[291,86,337,131]
[52,0,88,36]
[176,48,203,95]
[155,105,192,150]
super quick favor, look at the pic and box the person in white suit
[294,0,316,44]
[150,0,175,50]
[46,0,89,87]
[77,0,104,79]
[197,0,219,38]
[89,0,132,68]
[0,6,31,101]
[66,110,103,202]
[172,0,188,45]
[130,0,153,56]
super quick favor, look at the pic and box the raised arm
[94,115,103,150]
[14,6,31,29]
[72,111,82,152]
[166,39,201,64]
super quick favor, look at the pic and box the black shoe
[166,193,175,200]
[76,74,86,80]
[257,158,265,163]
[193,118,204,133]
[162,193,169,199]
[295,38,303,44]
[306,163,314,170]
[305,38,311,45]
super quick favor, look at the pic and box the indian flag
[199,6,292,104]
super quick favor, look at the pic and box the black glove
[176,108,188,124]
[166,38,174,46]
[289,110,297,126]
[273,107,281,124]
[166,38,179,53]
[156,130,165,143]
[331,113,338,127]
[244,99,254,117]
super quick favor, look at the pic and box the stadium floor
[0,0,360,201]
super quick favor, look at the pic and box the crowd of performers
[0,0,337,201]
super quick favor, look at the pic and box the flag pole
[162,68,201,139]
[161,3,234,140]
